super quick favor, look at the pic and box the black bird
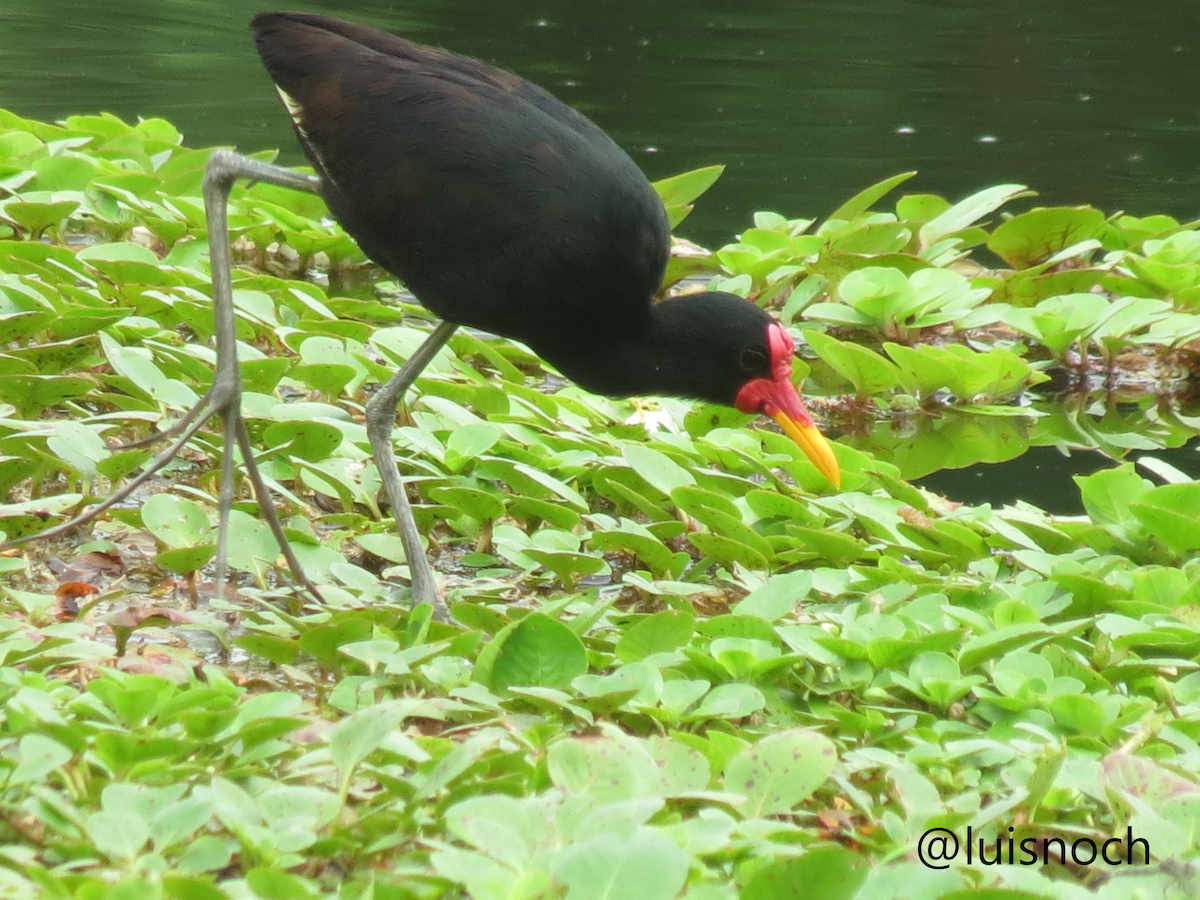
[243,12,839,615]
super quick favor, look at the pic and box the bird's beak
[736,324,841,489]
[740,378,840,488]
[768,404,841,489]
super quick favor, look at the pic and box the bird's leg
[365,320,458,622]
[203,150,324,602]
[0,151,324,605]
[5,150,454,617]
[209,153,461,619]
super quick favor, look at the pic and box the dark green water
[5,0,1200,246]
[3,0,1200,508]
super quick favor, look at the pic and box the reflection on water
[849,401,1200,515]
[2,0,1199,508]
[917,445,1200,515]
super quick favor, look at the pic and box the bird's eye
[739,347,767,372]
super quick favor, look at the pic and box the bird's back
[251,12,670,348]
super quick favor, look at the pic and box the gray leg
[1,149,322,595]
[205,150,456,615]
[365,320,458,622]
[202,150,324,601]
[8,150,452,615]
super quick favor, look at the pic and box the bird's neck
[532,296,726,403]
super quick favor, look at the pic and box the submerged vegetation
[1,109,1200,898]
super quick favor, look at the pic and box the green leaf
[77,241,159,265]
[723,729,836,816]
[688,531,769,570]
[446,422,501,458]
[328,701,412,790]
[476,613,588,692]
[896,192,951,223]
[510,461,589,509]
[957,623,1058,672]
[1076,463,1150,544]
[671,484,740,519]
[1130,482,1200,555]
[733,570,812,621]
[740,847,869,900]
[142,494,212,549]
[10,734,72,786]
[614,609,696,662]
[261,421,344,461]
[653,165,724,207]
[86,807,150,862]
[919,183,1032,246]
[554,831,689,900]
[590,523,680,579]
[442,795,540,867]
[245,868,319,900]
[291,362,355,398]
[356,532,413,564]
[156,545,217,576]
[1048,693,1112,734]
[805,330,900,395]
[0,310,54,343]
[506,494,581,529]
[101,333,198,407]
[234,633,300,666]
[46,420,109,480]
[987,205,1106,268]
[654,165,724,227]
[827,172,918,222]
[547,731,664,801]
[225,509,280,580]
[429,485,506,520]
[149,797,216,851]
[622,444,695,495]
[298,614,373,668]
[687,683,765,721]
[0,373,93,416]
[31,155,96,191]
[2,198,80,234]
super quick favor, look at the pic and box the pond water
[3,0,1200,510]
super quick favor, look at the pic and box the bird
[234,12,839,618]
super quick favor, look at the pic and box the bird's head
[534,291,841,489]
[733,321,841,488]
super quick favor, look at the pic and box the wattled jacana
[197,12,840,619]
